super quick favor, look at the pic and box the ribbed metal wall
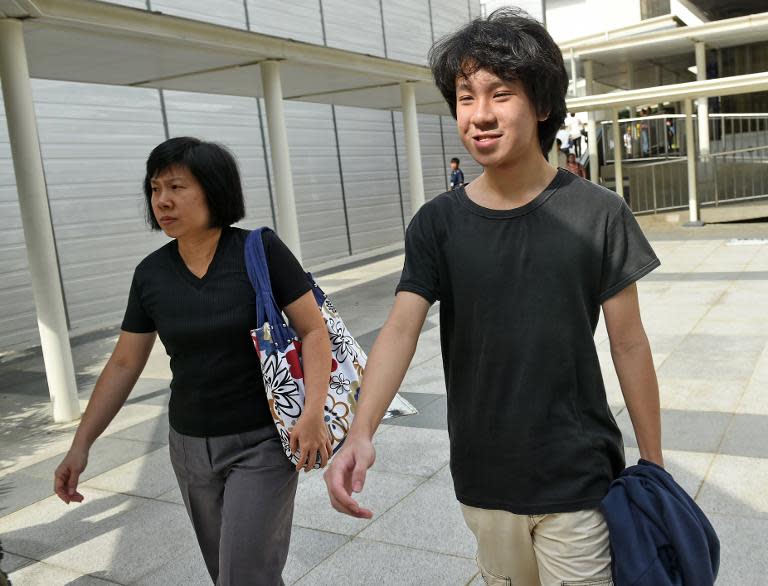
[0,0,482,351]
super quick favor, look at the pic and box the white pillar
[260,60,302,262]
[611,109,624,199]
[0,19,80,422]
[684,98,702,225]
[695,42,710,158]
[627,61,636,90]
[400,82,425,213]
[584,60,600,183]
[569,49,577,96]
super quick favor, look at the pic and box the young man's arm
[602,282,663,467]
[324,291,430,517]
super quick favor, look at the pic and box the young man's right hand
[54,447,88,504]
[324,435,376,518]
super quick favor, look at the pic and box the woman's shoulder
[134,239,176,274]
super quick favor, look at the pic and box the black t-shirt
[122,227,312,437]
[397,169,660,515]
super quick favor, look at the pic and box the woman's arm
[283,291,333,472]
[54,330,156,503]
[602,283,664,466]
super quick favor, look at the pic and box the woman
[566,152,585,178]
[54,137,332,585]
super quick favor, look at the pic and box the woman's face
[568,154,576,163]
[150,165,211,239]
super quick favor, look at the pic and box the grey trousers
[169,425,299,586]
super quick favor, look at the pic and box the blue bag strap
[244,228,293,349]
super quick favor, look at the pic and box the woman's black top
[121,227,312,437]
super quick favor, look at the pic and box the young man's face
[455,68,545,169]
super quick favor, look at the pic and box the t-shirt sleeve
[599,201,661,303]
[121,270,156,333]
[263,230,313,309]
[396,207,440,304]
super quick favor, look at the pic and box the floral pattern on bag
[251,285,366,468]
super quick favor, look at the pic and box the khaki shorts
[461,504,613,586]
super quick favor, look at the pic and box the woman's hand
[290,412,333,472]
[54,447,88,504]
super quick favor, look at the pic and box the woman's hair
[143,137,246,230]
[428,7,568,156]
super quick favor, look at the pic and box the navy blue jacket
[601,459,719,586]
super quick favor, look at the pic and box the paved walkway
[1,220,767,585]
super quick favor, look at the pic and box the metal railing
[599,113,768,214]
[601,113,768,162]
[602,144,768,214]
[601,114,690,162]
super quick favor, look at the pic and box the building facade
[0,0,482,351]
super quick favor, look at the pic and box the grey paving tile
[107,415,169,445]
[372,426,451,478]
[156,484,184,505]
[657,378,747,412]
[133,543,209,586]
[8,560,120,585]
[399,355,446,395]
[292,470,424,536]
[0,470,58,517]
[0,488,143,560]
[737,341,768,415]
[19,436,165,482]
[383,393,446,431]
[284,527,349,585]
[432,463,453,486]
[43,498,194,584]
[708,513,768,586]
[359,478,475,558]
[697,455,768,519]
[719,414,768,459]
[657,334,764,382]
[82,445,177,499]
[617,408,730,455]
[294,538,478,586]
[0,551,35,574]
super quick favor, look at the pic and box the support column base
[683,220,705,227]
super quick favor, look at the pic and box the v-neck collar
[171,227,230,290]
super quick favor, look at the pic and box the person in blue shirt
[449,157,465,190]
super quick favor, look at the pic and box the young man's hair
[451,157,461,165]
[428,7,568,156]
[143,137,246,230]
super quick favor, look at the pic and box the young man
[449,157,465,190]
[325,8,663,586]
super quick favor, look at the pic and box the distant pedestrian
[566,112,583,156]
[566,152,585,177]
[54,137,332,586]
[556,123,570,153]
[449,157,465,190]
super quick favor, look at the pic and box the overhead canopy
[568,71,768,112]
[569,10,768,64]
[1,0,450,114]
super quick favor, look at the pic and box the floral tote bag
[245,228,416,468]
